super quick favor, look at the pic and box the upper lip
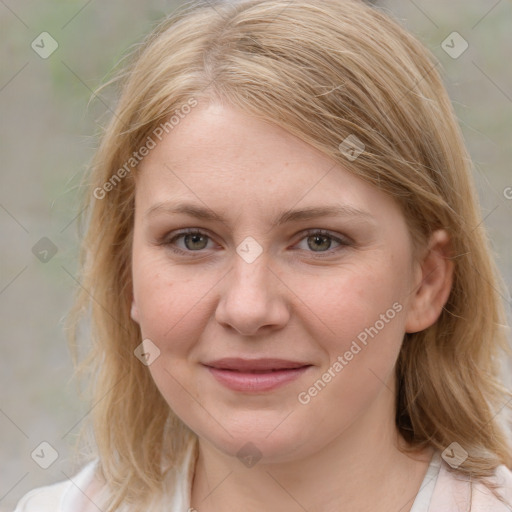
[203,358,312,372]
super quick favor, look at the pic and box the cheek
[131,252,210,351]
[287,258,406,355]
[288,258,408,418]
[291,266,406,434]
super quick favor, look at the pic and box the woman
[15,0,512,510]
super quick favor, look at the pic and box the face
[130,101,424,463]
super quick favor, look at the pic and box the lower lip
[205,366,311,392]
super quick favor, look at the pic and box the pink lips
[203,358,312,392]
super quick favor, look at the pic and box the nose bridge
[228,249,275,305]
[229,231,273,293]
[215,247,289,335]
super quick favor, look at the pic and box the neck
[190,384,432,512]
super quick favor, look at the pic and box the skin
[130,101,454,512]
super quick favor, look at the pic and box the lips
[202,358,313,392]
[203,357,311,372]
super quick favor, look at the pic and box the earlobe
[405,229,454,334]
[130,297,140,324]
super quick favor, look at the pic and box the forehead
[134,102,403,224]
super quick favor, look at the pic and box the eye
[160,228,352,258]
[164,229,216,254]
[293,229,351,256]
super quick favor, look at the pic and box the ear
[405,229,454,334]
[130,295,140,324]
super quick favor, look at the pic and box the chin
[197,420,313,465]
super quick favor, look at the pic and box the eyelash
[161,228,352,258]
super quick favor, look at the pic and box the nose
[214,252,291,336]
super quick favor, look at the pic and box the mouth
[202,358,313,392]
[203,357,312,372]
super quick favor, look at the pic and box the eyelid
[165,228,219,252]
[294,228,353,245]
[160,227,353,258]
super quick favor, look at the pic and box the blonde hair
[68,0,512,509]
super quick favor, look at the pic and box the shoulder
[13,459,100,512]
[431,458,512,511]
[13,480,71,512]
[471,464,512,511]
[13,438,198,512]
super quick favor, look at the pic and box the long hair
[67,0,512,509]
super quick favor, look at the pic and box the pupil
[185,234,204,249]
[308,235,331,252]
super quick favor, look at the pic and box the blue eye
[161,228,351,258]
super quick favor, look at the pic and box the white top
[13,443,512,511]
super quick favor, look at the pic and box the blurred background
[1,0,511,510]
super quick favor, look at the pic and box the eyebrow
[144,201,375,226]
